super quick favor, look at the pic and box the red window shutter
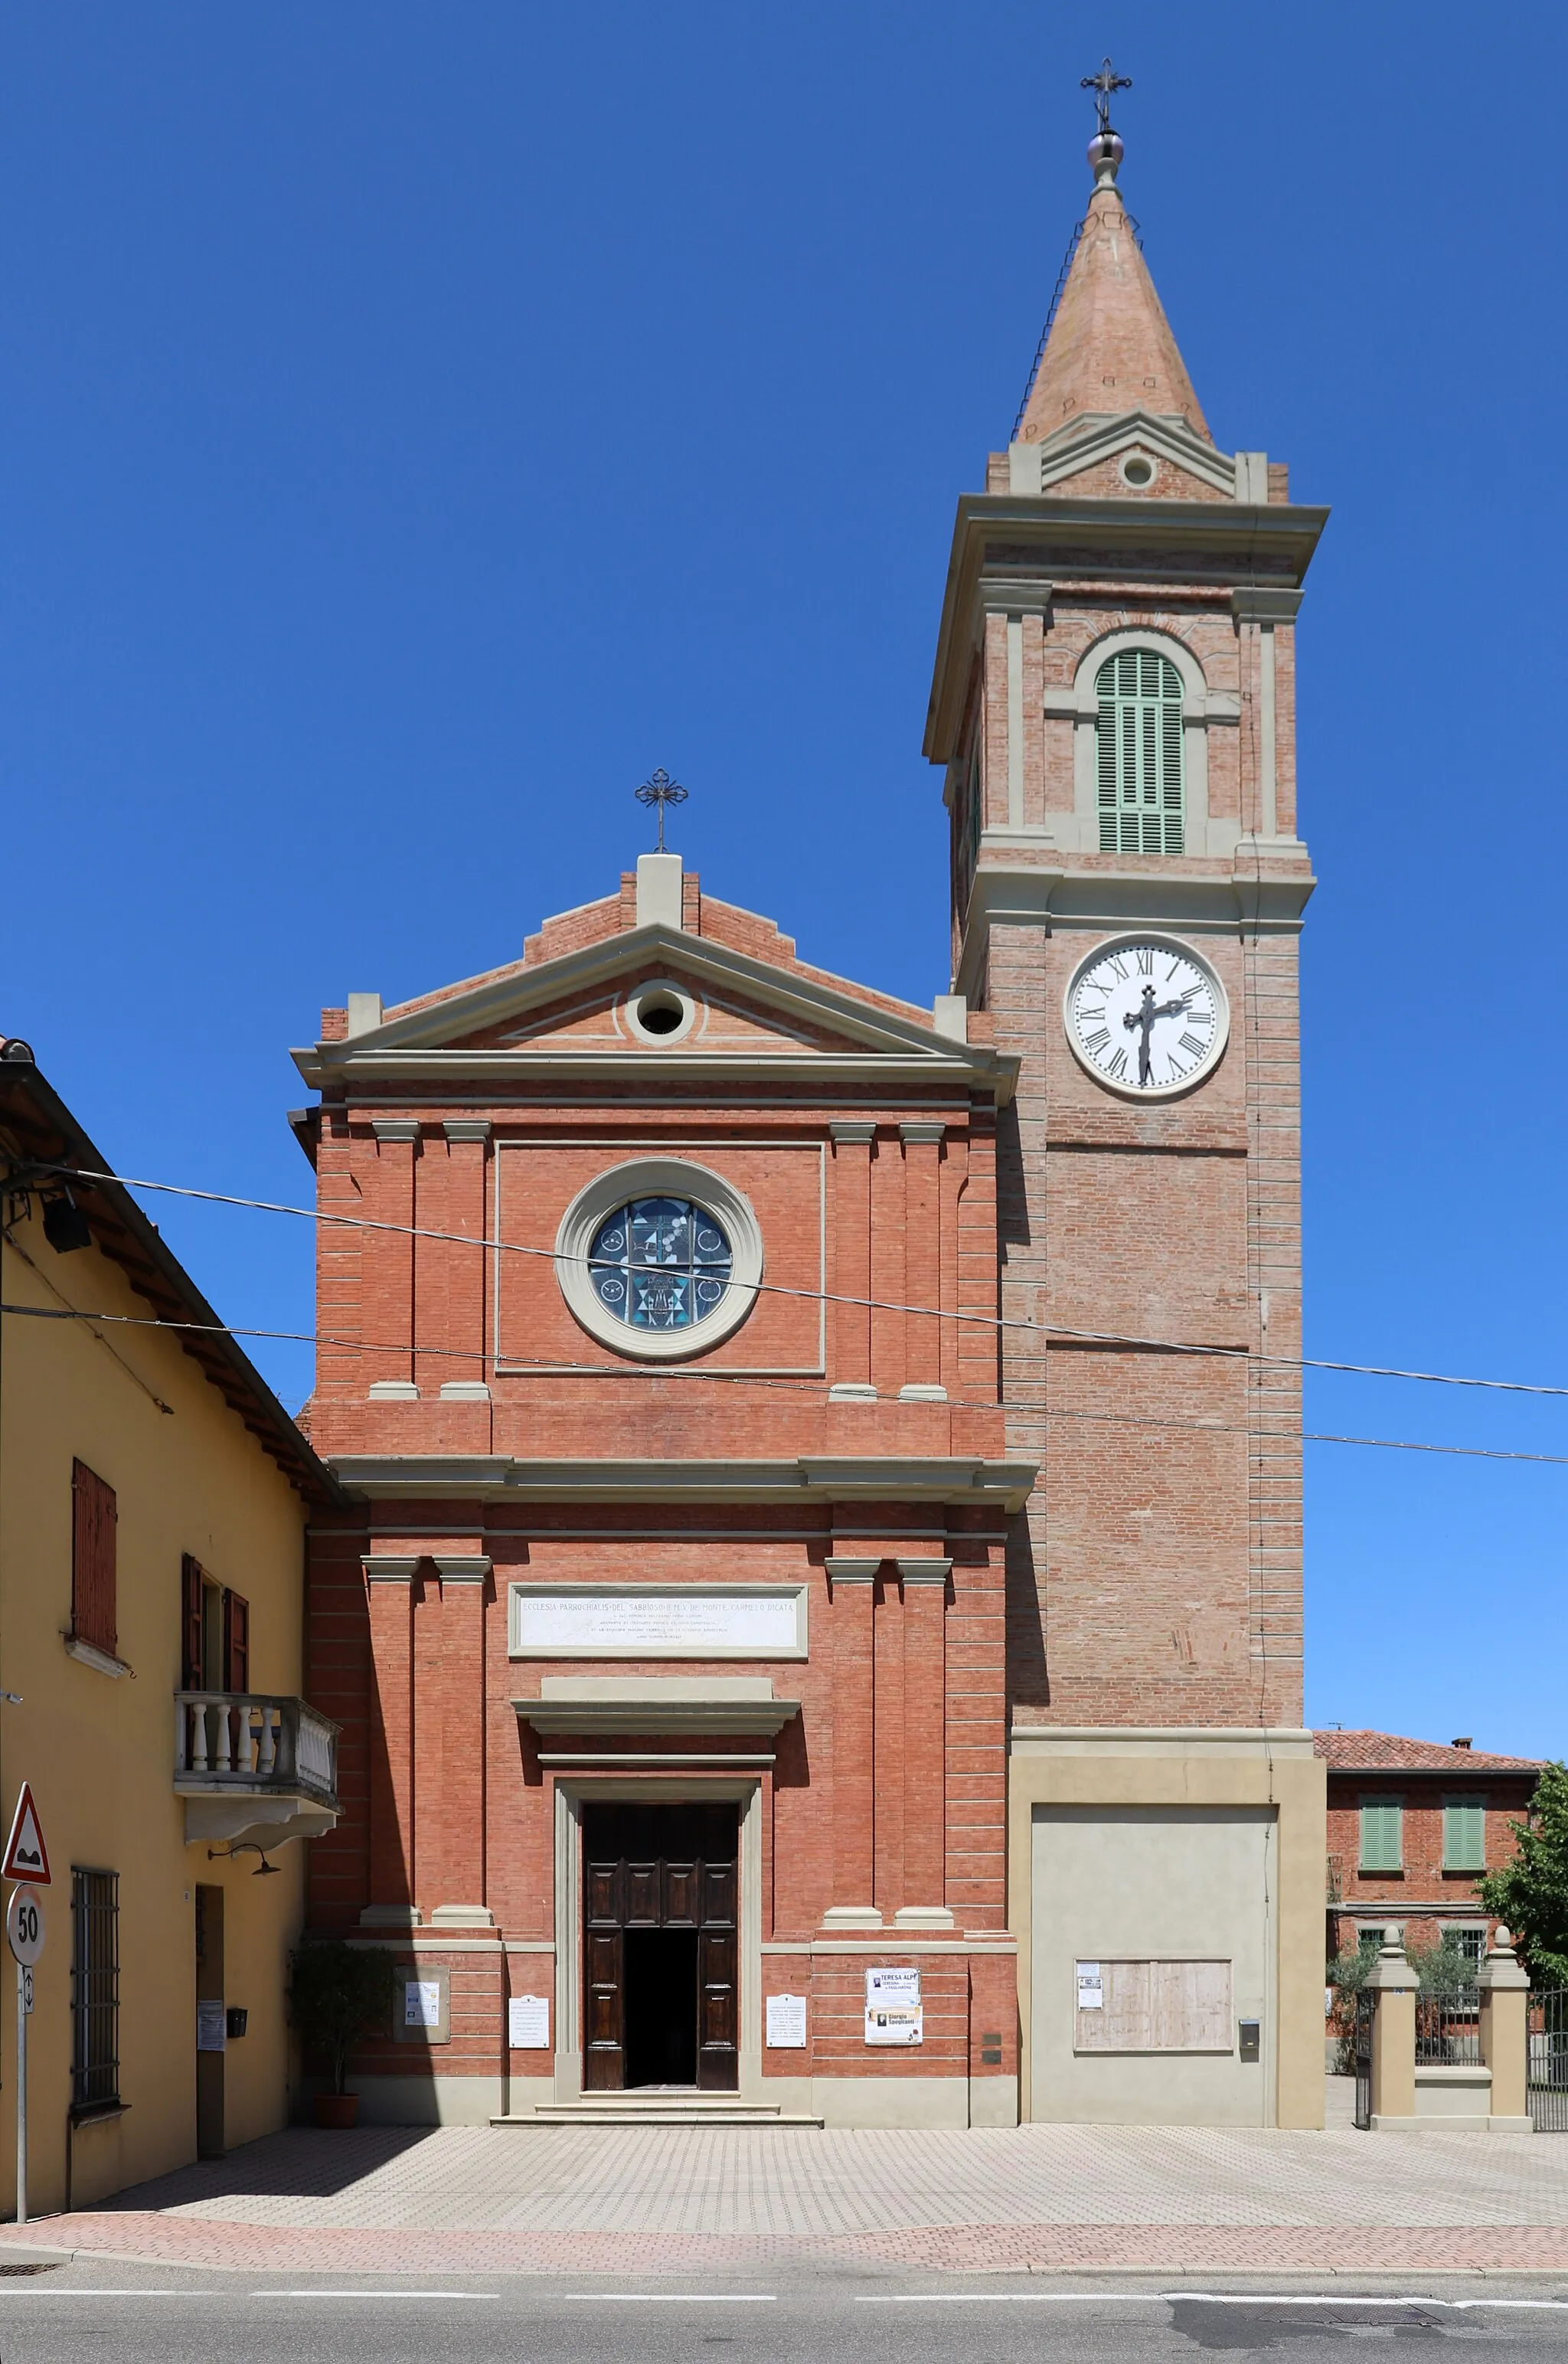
[224,1591,250,1694]
[71,1460,117,1657]
[181,1555,204,1689]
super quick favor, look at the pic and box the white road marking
[0,2290,224,2299]
[861,2291,1568,2313]
[256,2290,498,2300]
[565,2293,777,2302]
[1175,2294,1568,2312]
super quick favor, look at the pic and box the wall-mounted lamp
[40,1185,92,1255]
[207,1842,280,1877]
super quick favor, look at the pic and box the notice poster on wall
[766,1993,808,2048]
[1076,1960,1104,2011]
[864,1965,923,2047]
[195,2000,227,2053]
[508,1994,550,2050]
[404,1980,441,2029]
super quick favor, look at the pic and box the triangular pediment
[1020,408,1238,500]
[294,921,1018,1102]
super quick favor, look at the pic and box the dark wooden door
[581,1803,739,2091]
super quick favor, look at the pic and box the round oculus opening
[635,992,684,1036]
[1120,453,1155,488]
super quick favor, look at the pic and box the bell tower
[926,76,1331,2127]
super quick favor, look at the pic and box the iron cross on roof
[635,767,688,853]
[1081,57,1131,134]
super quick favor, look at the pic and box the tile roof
[1315,1729,1541,1774]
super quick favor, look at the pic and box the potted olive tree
[288,1938,398,2127]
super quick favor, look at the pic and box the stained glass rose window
[587,1196,733,1332]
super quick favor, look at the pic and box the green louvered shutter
[1443,1796,1486,1873]
[1359,1796,1403,1873]
[1096,650,1185,855]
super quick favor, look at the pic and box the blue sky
[3,2,1564,1756]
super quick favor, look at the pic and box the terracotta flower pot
[313,2092,359,2129]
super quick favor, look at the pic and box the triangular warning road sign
[2,1784,51,1885]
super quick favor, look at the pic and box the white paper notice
[766,1993,808,2048]
[508,1994,550,2050]
[1076,1960,1104,2011]
[864,1965,923,2046]
[195,2000,227,2053]
[405,1979,441,2029]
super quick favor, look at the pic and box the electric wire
[2,1295,1566,1468]
[36,1162,1568,1407]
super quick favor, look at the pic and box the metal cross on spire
[635,767,688,852]
[1080,57,1131,135]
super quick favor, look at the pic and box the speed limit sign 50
[7,1888,44,1968]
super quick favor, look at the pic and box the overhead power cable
[41,1161,1568,1407]
[2,1294,1566,1469]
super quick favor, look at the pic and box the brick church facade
[293,115,1328,2127]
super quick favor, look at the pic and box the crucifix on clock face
[1065,939,1228,1098]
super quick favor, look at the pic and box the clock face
[1064,937,1229,1099]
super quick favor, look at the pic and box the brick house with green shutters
[1319,1731,1541,1965]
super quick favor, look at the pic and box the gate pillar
[1366,1941,1416,2128]
[1478,1925,1532,2133]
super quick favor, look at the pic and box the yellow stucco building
[0,1041,340,2212]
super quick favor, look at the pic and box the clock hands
[1122,984,1189,1086]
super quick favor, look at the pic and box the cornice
[924,492,1330,763]
[953,861,1315,997]
[330,1454,1038,1512]
[295,1048,1016,1103]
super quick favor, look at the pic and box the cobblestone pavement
[2,2090,1564,2276]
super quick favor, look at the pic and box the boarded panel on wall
[71,1460,118,1657]
[1075,1959,1232,2052]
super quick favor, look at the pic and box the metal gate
[1527,1989,1567,2132]
[1353,1990,1374,2130]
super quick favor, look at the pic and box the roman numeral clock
[1064,936,1229,1099]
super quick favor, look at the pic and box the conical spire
[1015,120,1210,446]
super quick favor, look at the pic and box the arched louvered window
[1096,649,1184,855]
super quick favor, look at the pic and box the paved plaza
[2,2086,1565,2276]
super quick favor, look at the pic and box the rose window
[588,1197,733,1332]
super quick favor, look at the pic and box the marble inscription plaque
[508,1584,808,1659]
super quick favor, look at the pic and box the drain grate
[0,2263,60,2277]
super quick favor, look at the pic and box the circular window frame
[1119,450,1158,490]
[554,1158,763,1361]
[622,979,698,1047]
[1061,931,1230,1104]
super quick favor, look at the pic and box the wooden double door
[583,1802,739,2091]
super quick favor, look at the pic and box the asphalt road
[2,2263,1568,2361]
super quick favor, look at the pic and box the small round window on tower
[636,992,684,1035]
[1119,452,1156,489]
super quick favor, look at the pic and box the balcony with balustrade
[174,1692,341,1849]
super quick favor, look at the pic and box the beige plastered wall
[1008,1728,1326,2129]
[0,1220,312,2209]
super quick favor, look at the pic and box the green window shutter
[1443,1797,1486,1873]
[1095,650,1184,856]
[1360,1796,1403,1872]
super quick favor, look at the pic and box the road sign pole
[15,1954,25,2228]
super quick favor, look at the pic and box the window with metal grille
[1096,649,1184,855]
[71,1869,119,2111]
[1359,1796,1403,1873]
[1443,1796,1487,1873]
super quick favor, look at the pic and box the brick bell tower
[924,83,1331,2126]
